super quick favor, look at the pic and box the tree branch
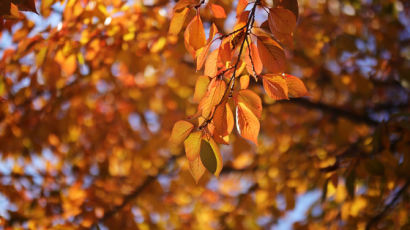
[267,98,379,126]
[366,180,410,230]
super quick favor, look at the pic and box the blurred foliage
[0,0,409,229]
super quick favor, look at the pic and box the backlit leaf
[236,89,262,118]
[210,4,226,19]
[169,120,194,147]
[184,131,202,161]
[245,42,263,75]
[213,101,234,138]
[169,7,189,35]
[262,74,288,100]
[199,78,226,118]
[236,0,248,17]
[189,154,206,183]
[236,102,260,145]
[268,8,297,35]
[204,49,219,77]
[193,76,210,103]
[240,74,250,89]
[285,74,308,97]
[256,31,286,74]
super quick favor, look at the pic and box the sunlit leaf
[193,75,210,103]
[169,7,189,35]
[184,131,202,161]
[285,74,308,97]
[236,102,260,145]
[268,8,297,35]
[169,120,194,147]
[199,78,226,118]
[210,4,226,19]
[262,74,288,100]
[204,49,219,77]
[235,89,262,118]
[245,42,263,75]
[189,154,206,183]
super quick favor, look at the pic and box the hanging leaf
[200,138,223,176]
[262,74,288,100]
[169,7,189,36]
[245,42,263,75]
[268,8,297,35]
[240,75,250,89]
[236,0,248,17]
[189,154,206,183]
[174,0,197,11]
[169,120,194,147]
[193,76,210,103]
[278,0,299,20]
[236,102,260,145]
[210,4,226,19]
[198,78,226,118]
[235,89,262,118]
[213,101,234,139]
[184,14,207,58]
[204,49,219,77]
[255,30,286,74]
[184,131,202,161]
[285,74,309,97]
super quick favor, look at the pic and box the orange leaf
[184,14,207,57]
[210,4,226,18]
[169,120,194,147]
[235,89,262,118]
[245,42,263,75]
[285,74,309,97]
[256,31,286,74]
[55,51,77,76]
[196,44,211,71]
[278,0,299,20]
[236,0,248,17]
[240,75,250,89]
[200,138,223,176]
[189,154,206,184]
[218,39,232,64]
[208,23,218,43]
[184,131,202,161]
[193,76,210,103]
[169,7,189,35]
[268,8,297,35]
[204,49,219,77]
[262,74,288,100]
[174,0,197,11]
[213,101,234,138]
[236,102,260,145]
[199,78,226,118]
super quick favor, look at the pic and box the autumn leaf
[278,0,299,20]
[55,51,77,76]
[262,74,288,100]
[204,49,219,77]
[189,155,206,183]
[199,78,226,118]
[236,0,248,17]
[240,75,250,89]
[235,89,262,118]
[169,7,189,36]
[184,14,207,57]
[236,102,260,145]
[200,138,223,176]
[268,8,297,35]
[285,74,309,97]
[174,0,197,11]
[210,4,226,19]
[245,42,263,75]
[184,131,202,161]
[213,101,234,140]
[193,76,210,103]
[169,120,194,147]
[255,29,286,74]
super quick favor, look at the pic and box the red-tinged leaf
[234,11,249,30]
[235,89,262,118]
[169,120,194,147]
[184,131,202,161]
[169,7,189,35]
[268,8,297,35]
[236,102,260,145]
[210,4,226,18]
[262,74,288,100]
[193,76,210,103]
[245,42,263,75]
[204,49,219,77]
[261,20,294,48]
[213,101,234,138]
[236,0,248,17]
[200,138,223,176]
[285,74,309,97]
[189,154,206,184]
[174,0,197,11]
[219,39,232,64]
[198,78,226,119]
[278,0,299,20]
[12,0,37,13]
[256,32,286,74]
[240,75,250,89]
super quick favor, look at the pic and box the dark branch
[366,180,410,230]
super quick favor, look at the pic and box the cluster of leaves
[0,0,409,229]
[169,0,308,182]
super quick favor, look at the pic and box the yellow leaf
[262,74,288,100]
[240,74,250,89]
[193,76,210,103]
[184,131,202,161]
[189,154,206,184]
[198,78,226,119]
[169,7,189,36]
[204,49,219,77]
[169,120,194,147]
[185,14,206,51]
[236,102,260,145]
[200,138,223,176]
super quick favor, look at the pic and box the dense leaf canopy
[0,0,409,229]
